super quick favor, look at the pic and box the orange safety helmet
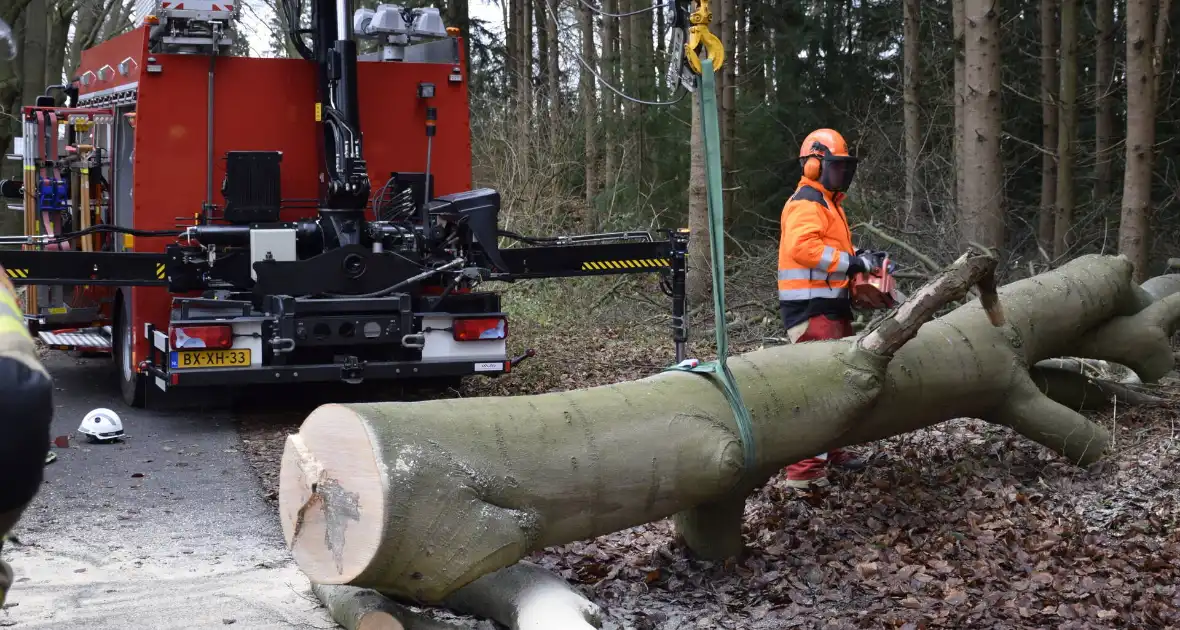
[798,128,859,192]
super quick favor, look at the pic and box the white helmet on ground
[78,408,125,442]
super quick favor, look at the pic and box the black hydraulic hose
[38,225,179,245]
[496,228,560,245]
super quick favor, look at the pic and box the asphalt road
[0,353,336,629]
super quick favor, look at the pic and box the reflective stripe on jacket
[776,178,855,302]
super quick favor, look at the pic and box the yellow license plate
[170,348,251,369]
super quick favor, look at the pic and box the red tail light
[170,324,233,349]
[452,317,507,341]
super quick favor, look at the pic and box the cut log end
[280,405,385,586]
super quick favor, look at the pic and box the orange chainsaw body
[850,255,899,309]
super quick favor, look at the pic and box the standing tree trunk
[958,0,1004,252]
[1040,0,1059,252]
[578,0,599,223]
[600,0,618,200]
[952,0,965,208]
[46,4,75,96]
[20,0,48,109]
[902,0,921,223]
[720,0,736,229]
[1120,0,1155,282]
[517,0,532,154]
[686,88,712,306]
[1093,0,1115,202]
[1152,0,1172,102]
[545,0,559,128]
[533,0,549,114]
[1053,0,1078,261]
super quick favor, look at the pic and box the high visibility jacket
[0,267,53,607]
[777,178,856,303]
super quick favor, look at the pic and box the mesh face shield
[820,155,858,192]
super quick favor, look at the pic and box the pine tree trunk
[1053,0,1078,260]
[1152,0,1172,102]
[903,0,921,223]
[1120,0,1155,282]
[579,0,599,223]
[1040,0,1059,253]
[958,0,1004,251]
[1092,0,1115,202]
[686,90,712,307]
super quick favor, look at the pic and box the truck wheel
[115,296,147,408]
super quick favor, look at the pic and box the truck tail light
[170,324,233,349]
[452,317,506,341]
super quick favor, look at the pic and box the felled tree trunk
[279,254,1180,608]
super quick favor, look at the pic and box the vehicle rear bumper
[144,357,508,388]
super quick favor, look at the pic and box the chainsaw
[849,250,903,310]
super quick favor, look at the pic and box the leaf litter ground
[235,315,1180,629]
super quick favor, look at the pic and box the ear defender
[802,156,822,180]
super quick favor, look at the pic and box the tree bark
[952,0,965,209]
[578,0,599,222]
[685,88,712,306]
[1053,0,1078,261]
[20,0,47,107]
[1152,0,1172,102]
[533,0,549,114]
[313,561,603,630]
[902,0,921,223]
[720,0,736,229]
[279,251,1180,605]
[1040,0,1059,252]
[600,0,617,199]
[1120,0,1155,282]
[45,4,75,95]
[1092,0,1115,202]
[958,0,1003,251]
[545,0,558,128]
[313,583,463,629]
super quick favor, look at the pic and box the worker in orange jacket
[777,128,877,489]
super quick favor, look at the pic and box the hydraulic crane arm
[286,0,371,248]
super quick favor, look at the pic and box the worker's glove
[847,253,879,276]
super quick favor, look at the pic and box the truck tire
[115,295,147,408]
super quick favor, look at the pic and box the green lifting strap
[662,58,757,475]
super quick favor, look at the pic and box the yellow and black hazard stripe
[155,263,166,280]
[581,258,671,271]
[4,268,28,279]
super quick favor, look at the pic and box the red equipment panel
[73,26,473,374]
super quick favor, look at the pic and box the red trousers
[785,314,855,484]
